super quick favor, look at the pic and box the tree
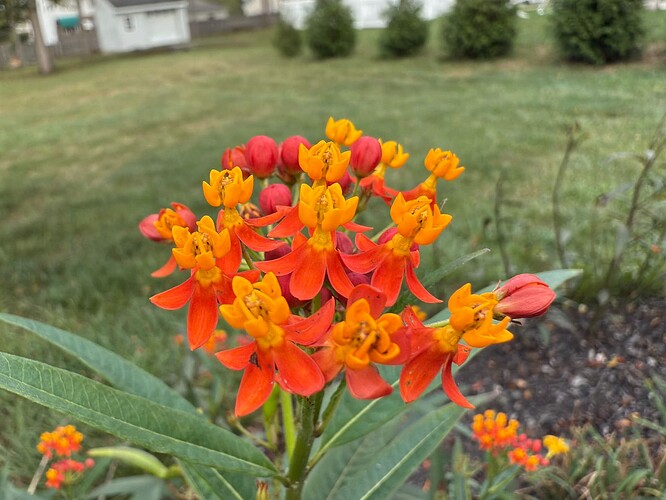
[28,0,54,73]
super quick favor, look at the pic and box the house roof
[188,0,228,15]
[107,0,182,7]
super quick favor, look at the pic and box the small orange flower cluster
[37,425,94,490]
[141,117,557,417]
[472,410,569,472]
[37,425,83,459]
[45,458,95,490]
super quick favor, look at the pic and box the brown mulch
[456,299,666,438]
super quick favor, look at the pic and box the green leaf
[0,352,276,476]
[0,313,196,414]
[325,396,488,499]
[179,460,257,500]
[86,476,166,500]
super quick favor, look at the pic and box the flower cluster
[472,410,569,472]
[36,425,94,491]
[141,117,557,416]
[45,458,95,490]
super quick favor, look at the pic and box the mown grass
[1,10,665,484]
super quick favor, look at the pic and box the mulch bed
[456,298,666,438]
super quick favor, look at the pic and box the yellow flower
[389,193,452,248]
[202,167,254,208]
[298,140,351,184]
[298,183,358,231]
[380,140,410,168]
[325,116,363,146]
[424,148,465,181]
[543,435,569,457]
[172,216,231,270]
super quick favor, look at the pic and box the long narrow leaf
[179,460,256,500]
[0,313,195,414]
[0,352,276,476]
[332,395,490,499]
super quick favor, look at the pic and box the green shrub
[379,0,429,58]
[273,18,302,58]
[305,0,356,59]
[552,0,644,65]
[441,0,517,59]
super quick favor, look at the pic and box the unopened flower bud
[494,274,556,319]
[245,135,279,179]
[259,184,292,215]
[221,145,247,171]
[350,136,382,178]
[280,135,311,175]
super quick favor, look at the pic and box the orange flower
[37,425,84,459]
[151,215,261,350]
[203,167,253,209]
[341,194,452,305]
[45,458,94,490]
[402,149,464,203]
[313,285,409,399]
[138,202,197,277]
[217,273,333,416]
[325,117,362,146]
[257,184,362,300]
[471,410,520,451]
[399,307,473,407]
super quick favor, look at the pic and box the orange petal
[346,365,393,399]
[371,254,405,306]
[255,243,303,276]
[235,351,275,416]
[150,276,194,310]
[290,246,326,300]
[326,250,354,298]
[311,347,343,382]
[399,345,444,403]
[340,245,384,274]
[283,298,335,345]
[151,255,178,278]
[235,223,283,253]
[442,356,474,408]
[347,284,387,318]
[216,342,256,370]
[274,341,324,396]
[404,261,441,304]
[268,205,302,238]
[187,284,219,350]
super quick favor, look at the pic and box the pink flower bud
[494,274,556,319]
[245,135,279,179]
[350,136,382,178]
[335,231,354,254]
[259,184,292,215]
[280,135,311,175]
[333,170,354,195]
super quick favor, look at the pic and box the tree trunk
[28,0,54,74]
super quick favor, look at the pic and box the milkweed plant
[0,117,574,499]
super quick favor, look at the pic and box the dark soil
[456,299,666,438]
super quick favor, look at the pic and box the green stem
[285,392,324,500]
[281,389,297,459]
[315,379,346,438]
[242,246,256,270]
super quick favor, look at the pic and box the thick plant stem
[285,392,324,500]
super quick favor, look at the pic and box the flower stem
[28,455,49,494]
[281,389,296,459]
[285,392,324,500]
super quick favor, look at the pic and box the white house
[94,0,190,53]
[35,0,95,46]
[278,0,454,29]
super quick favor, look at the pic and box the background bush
[379,0,429,58]
[441,0,517,59]
[552,0,644,65]
[305,0,356,59]
[273,18,302,58]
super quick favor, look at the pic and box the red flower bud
[259,184,292,215]
[245,135,279,179]
[350,136,382,178]
[221,145,247,170]
[494,274,556,319]
[280,135,311,175]
[333,170,354,195]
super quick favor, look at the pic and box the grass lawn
[1,10,665,484]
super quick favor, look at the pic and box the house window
[123,16,134,32]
